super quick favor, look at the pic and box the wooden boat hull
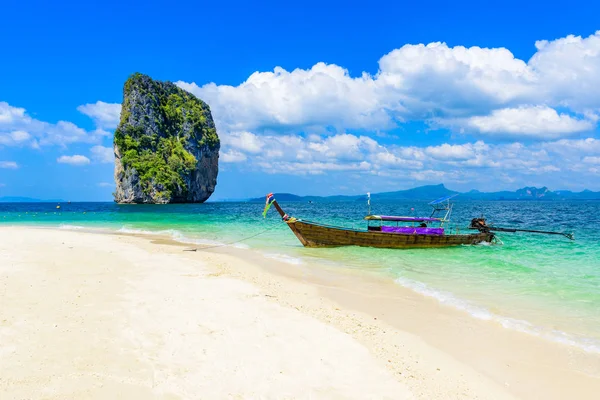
[286,220,494,249]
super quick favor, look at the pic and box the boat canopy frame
[363,194,458,228]
[428,194,458,227]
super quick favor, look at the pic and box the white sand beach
[1,227,599,399]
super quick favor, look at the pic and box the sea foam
[263,253,304,265]
[58,224,87,230]
[394,276,600,354]
[116,226,230,248]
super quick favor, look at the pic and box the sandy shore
[1,227,599,399]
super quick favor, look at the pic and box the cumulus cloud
[542,137,600,155]
[0,130,33,147]
[219,132,393,174]
[0,161,18,169]
[221,131,264,154]
[529,33,600,110]
[425,141,489,160]
[174,31,600,140]
[221,150,247,163]
[376,42,535,117]
[216,128,600,189]
[57,155,91,166]
[177,63,388,133]
[442,106,593,138]
[583,156,600,164]
[77,101,121,130]
[90,145,114,163]
[217,132,438,174]
[373,152,423,169]
[0,102,101,147]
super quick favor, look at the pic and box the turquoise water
[2,200,599,352]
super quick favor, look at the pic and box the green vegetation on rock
[114,73,220,203]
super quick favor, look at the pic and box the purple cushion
[380,226,444,236]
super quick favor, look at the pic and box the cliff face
[113,73,219,204]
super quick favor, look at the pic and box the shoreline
[1,227,599,399]
[46,222,600,354]
[202,238,600,399]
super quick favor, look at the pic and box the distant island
[0,197,65,203]
[3,184,600,203]
[247,184,600,202]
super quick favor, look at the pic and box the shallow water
[2,200,599,352]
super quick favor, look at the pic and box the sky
[2,0,600,201]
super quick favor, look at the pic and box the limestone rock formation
[113,73,219,203]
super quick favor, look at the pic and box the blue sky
[2,0,600,200]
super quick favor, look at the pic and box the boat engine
[469,218,489,232]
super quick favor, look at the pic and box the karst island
[113,73,220,204]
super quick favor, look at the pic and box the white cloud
[583,156,600,164]
[57,155,91,166]
[0,101,101,147]
[443,106,593,138]
[9,130,30,141]
[90,145,114,163]
[0,102,26,123]
[258,160,372,175]
[221,150,247,163]
[0,130,32,146]
[425,141,488,160]
[542,137,600,156]
[216,126,600,189]
[175,31,600,139]
[373,152,423,169]
[411,169,451,182]
[91,129,112,137]
[77,101,121,129]
[97,182,114,187]
[0,161,18,169]
[530,33,600,110]
[376,42,535,117]
[221,131,264,154]
[177,63,388,133]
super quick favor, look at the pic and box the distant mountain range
[248,184,600,202]
[0,197,65,203]
[3,185,600,203]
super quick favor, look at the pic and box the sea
[2,199,599,353]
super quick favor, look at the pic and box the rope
[183,222,283,251]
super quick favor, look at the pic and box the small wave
[58,224,87,230]
[263,253,303,265]
[116,227,176,236]
[116,226,228,247]
[172,232,224,247]
[394,276,600,354]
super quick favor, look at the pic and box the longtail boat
[263,194,494,249]
[262,193,574,249]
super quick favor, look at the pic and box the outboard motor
[469,218,489,232]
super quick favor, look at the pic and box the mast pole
[271,200,287,219]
